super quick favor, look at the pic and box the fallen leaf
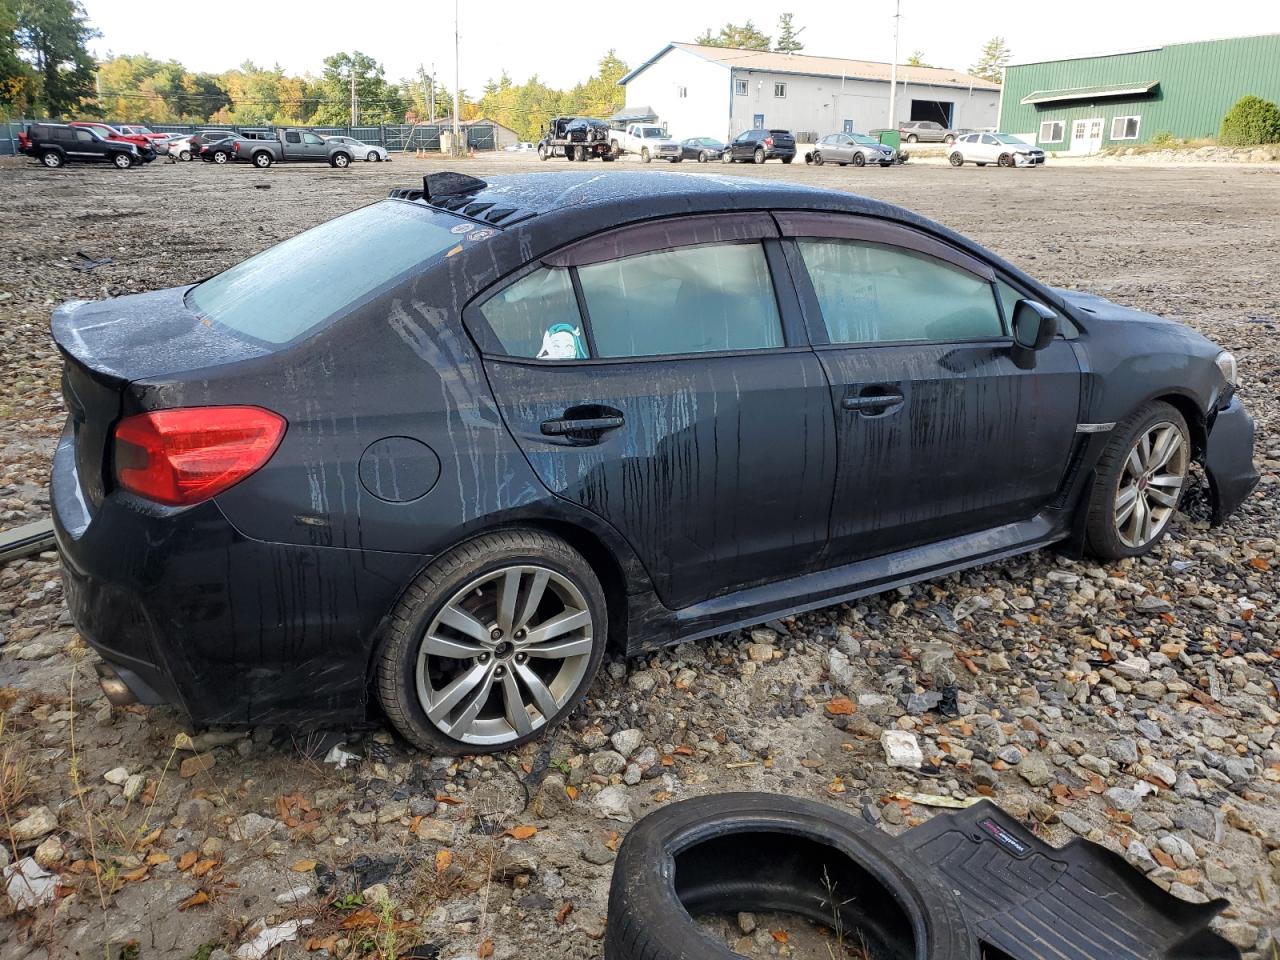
[673,745,694,756]
[435,849,453,873]
[825,697,855,716]
[771,930,789,944]
[291,859,318,873]
[604,831,619,851]
[506,825,537,841]
[478,938,494,958]
[306,936,339,952]
[145,853,170,866]
[177,851,198,872]
[1249,557,1270,570]
[177,890,210,911]
[340,908,380,930]
[192,859,219,878]
[136,826,163,848]
[565,785,579,801]
[555,901,574,925]
[120,866,149,882]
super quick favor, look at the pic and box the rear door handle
[842,393,904,413]
[540,415,625,436]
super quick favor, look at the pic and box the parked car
[20,122,144,168]
[326,136,390,162]
[608,122,681,162]
[948,132,1046,168]
[116,124,170,146]
[808,133,896,167]
[51,170,1257,753]
[198,134,238,164]
[538,116,615,161]
[898,120,960,144]
[68,122,158,158]
[226,127,359,167]
[680,137,726,162]
[162,135,196,161]
[722,128,796,164]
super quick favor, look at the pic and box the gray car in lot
[229,127,359,168]
[899,120,960,143]
[809,133,896,167]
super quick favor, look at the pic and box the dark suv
[52,171,1257,754]
[723,128,796,163]
[20,122,146,168]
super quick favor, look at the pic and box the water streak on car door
[476,215,837,610]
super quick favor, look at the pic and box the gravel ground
[0,154,1277,960]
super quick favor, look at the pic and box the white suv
[948,133,1046,168]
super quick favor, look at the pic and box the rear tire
[698,151,709,163]
[212,151,229,164]
[753,148,765,164]
[331,152,351,168]
[375,529,607,754]
[906,134,919,143]
[178,149,192,162]
[1084,401,1191,560]
[40,150,64,168]
[252,152,272,168]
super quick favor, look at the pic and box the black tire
[538,143,549,161]
[950,153,964,166]
[40,150,64,168]
[374,529,607,755]
[812,151,823,165]
[604,793,973,960]
[752,147,764,164]
[112,152,134,169]
[997,153,1014,167]
[610,140,622,159]
[641,147,651,163]
[698,151,708,163]
[852,152,866,167]
[1084,401,1191,560]
[670,156,682,163]
[178,149,192,162]
[906,134,919,143]
[601,153,614,162]
[331,152,351,168]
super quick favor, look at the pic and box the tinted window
[579,243,783,358]
[479,267,587,359]
[286,131,301,143]
[797,239,1002,344]
[75,130,95,144]
[54,128,76,144]
[189,201,471,345]
[997,281,1024,326]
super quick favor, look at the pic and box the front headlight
[1215,350,1238,386]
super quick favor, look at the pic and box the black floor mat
[898,801,1240,960]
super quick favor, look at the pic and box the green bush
[1150,131,1176,146]
[1220,95,1280,146]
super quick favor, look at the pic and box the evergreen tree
[775,14,804,53]
[970,36,1010,83]
[695,21,772,51]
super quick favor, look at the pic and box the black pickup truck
[20,122,149,169]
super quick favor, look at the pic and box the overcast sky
[85,0,1280,92]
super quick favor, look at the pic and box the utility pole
[350,68,358,127]
[429,63,436,124]
[887,0,900,132]
[452,0,462,155]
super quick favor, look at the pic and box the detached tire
[375,529,606,755]
[1084,401,1191,560]
[605,793,972,960]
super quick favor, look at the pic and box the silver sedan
[809,133,896,167]
[325,136,390,162]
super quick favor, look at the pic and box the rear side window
[189,201,471,345]
[578,243,783,358]
[798,239,1002,344]
[479,268,587,359]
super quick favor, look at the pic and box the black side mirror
[1011,299,1059,369]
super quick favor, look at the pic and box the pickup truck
[229,128,359,168]
[608,122,683,163]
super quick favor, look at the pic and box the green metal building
[999,33,1280,152]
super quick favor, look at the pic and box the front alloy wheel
[376,530,606,753]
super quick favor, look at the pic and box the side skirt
[626,512,1071,653]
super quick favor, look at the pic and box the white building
[619,43,1001,142]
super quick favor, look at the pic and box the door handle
[540,415,624,436]
[842,393,904,413]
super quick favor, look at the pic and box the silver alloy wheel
[1114,421,1188,548]
[415,564,594,746]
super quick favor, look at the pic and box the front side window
[479,267,587,359]
[304,133,324,145]
[578,243,783,358]
[980,134,998,145]
[1111,116,1140,140]
[734,78,748,95]
[774,82,787,98]
[797,239,1003,344]
[1039,120,1064,144]
[189,201,473,345]
[75,130,94,144]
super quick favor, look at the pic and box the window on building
[1039,120,1065,144]
[774,82,787,98]
[734,78,748,96]
[1111,116,1141,140]
[796,239,1003,344]
[677,86,687,99]
[578,243,784,358]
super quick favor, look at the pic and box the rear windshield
[188,201,473,345]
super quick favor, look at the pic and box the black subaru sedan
[51,171,1258,754]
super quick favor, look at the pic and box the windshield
[188,201,475,345]
[639,127,664,138]
[994,134,1026,145]
[852,135,880,147]
[697,138,719,146]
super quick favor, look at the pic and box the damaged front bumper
[1204,395,1260,522]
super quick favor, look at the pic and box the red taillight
[765,137,774,148]
[232,142,240,154]
[113,406,286,506]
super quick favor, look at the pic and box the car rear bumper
[51,426,424,728]
[1203,395,1260,523]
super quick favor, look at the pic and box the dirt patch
[0,154,1278,959]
